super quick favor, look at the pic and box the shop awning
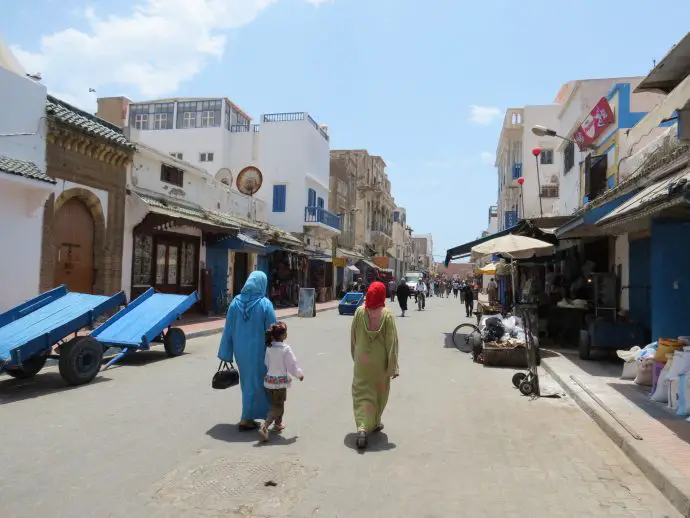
[597,167,690,229]
[209,233,267,253]
[346,265,360,273]
[337,247,365,260]
[555,190,641,239]
[132,191,239,236]
[444,217,568,265]
[357,259,380,270]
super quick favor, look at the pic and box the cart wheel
[164,328,186,357]
[519,380,534,396]
[451,323,481,352]
[58,336,104,386]
[512,372,527,388]
[4,354,48,379]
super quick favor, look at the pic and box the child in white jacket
[259,321,304,442]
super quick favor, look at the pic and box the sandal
[238,421,259,431]
[372,423,384,433]
[258,423,269,442]
[273,423,286,432]
[355,430,368,450]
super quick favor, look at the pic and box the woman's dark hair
[265,321,288,347]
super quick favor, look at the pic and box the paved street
[0,297,680,518]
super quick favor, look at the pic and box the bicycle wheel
[451,323,481,352]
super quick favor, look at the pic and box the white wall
[130,149,266,222]
[129,113,330,235]
[128,126,226,175]
[227,115,331,233]
[0,180,52,311]
[0,66,47,168]
[522,105,561,217]
[556,78,638,215]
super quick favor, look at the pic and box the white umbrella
[471,234,554,260]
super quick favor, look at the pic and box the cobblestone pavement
[0,297,680,517]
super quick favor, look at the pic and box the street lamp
[531,125,597,150]
[531,148,544,217]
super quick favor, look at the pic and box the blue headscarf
[235,271,268,320]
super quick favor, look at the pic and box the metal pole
[534,156,543,217]
[520,184,525,219]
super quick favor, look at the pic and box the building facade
[0,47,57,311]
[411,234,434,271]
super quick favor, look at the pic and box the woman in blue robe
[218,271,277,431]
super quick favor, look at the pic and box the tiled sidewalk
[543,350,690,516]
[178,299,340,339]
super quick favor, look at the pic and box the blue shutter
[317,197,324,209]
[308,188,316,207]
[272,184,286,212]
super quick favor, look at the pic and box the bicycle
[451,323,483,358]
[216,290,231,314]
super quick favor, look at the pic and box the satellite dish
[236,166,263,196]
[216,167,233,186]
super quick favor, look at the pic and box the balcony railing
[262,112,329,142]
[371,221,392,237]
[230,124,251,132]
[304,206,342,231]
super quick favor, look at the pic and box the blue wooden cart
[0,286,126,385]
[338,292,365,315]
[91,288,199,370]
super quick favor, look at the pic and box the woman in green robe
[350,281,399,450]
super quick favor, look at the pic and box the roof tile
[46,95,134,148]
[0,155,56,184]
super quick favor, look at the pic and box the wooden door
[153,239,180,294]
[54,198,95,293]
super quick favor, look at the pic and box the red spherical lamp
[531,147,542,157]
[517,177,525,185]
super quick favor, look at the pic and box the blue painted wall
[650,220,690,340]
[628,237,651,331]
[206,247,229,315]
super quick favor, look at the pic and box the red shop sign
[572,97,614,151]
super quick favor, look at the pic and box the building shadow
[546,347,622,378]
[0,372,111,405]
[343,432,396,453]
[206,423,268,443]
[608,381,690,447]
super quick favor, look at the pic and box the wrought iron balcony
[371,221,392,238]
[304,206,342,231]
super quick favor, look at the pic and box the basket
[482,343,528,368]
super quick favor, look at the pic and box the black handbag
[212,361,239,389]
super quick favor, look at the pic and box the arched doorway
[54,198,95,293]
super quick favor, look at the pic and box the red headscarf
[365,281,386,310]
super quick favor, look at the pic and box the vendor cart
[0,285,126,385]
[92,288,199,369]
[338,292,364,315]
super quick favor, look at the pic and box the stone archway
[40,188,107,294]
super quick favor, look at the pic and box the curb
[542,358,690,517]
[185,306,338,340]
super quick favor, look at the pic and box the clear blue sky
[2,0,688,259]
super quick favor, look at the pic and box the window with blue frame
[317,197,324,209]
[272,184,286,212]
[512,163,522,180]
[307,188,317,207]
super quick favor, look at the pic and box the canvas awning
[210,233,266,253]
[346,265,360,273]
[597,166,690,230]
[471,234,555,260]
[555,190,640,239]
[357,259,380,270]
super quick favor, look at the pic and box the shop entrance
[54,198,95,293]
[233,252,249,297]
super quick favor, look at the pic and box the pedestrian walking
[217,271,277,432]
[259,321,304,442]
[459,281,466,303]
[487,277,499,304]
[350,281,399,450]
[388,279,396,302]
[396,278,410,317]
[463,283,474,318]
[452,280,459,299]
